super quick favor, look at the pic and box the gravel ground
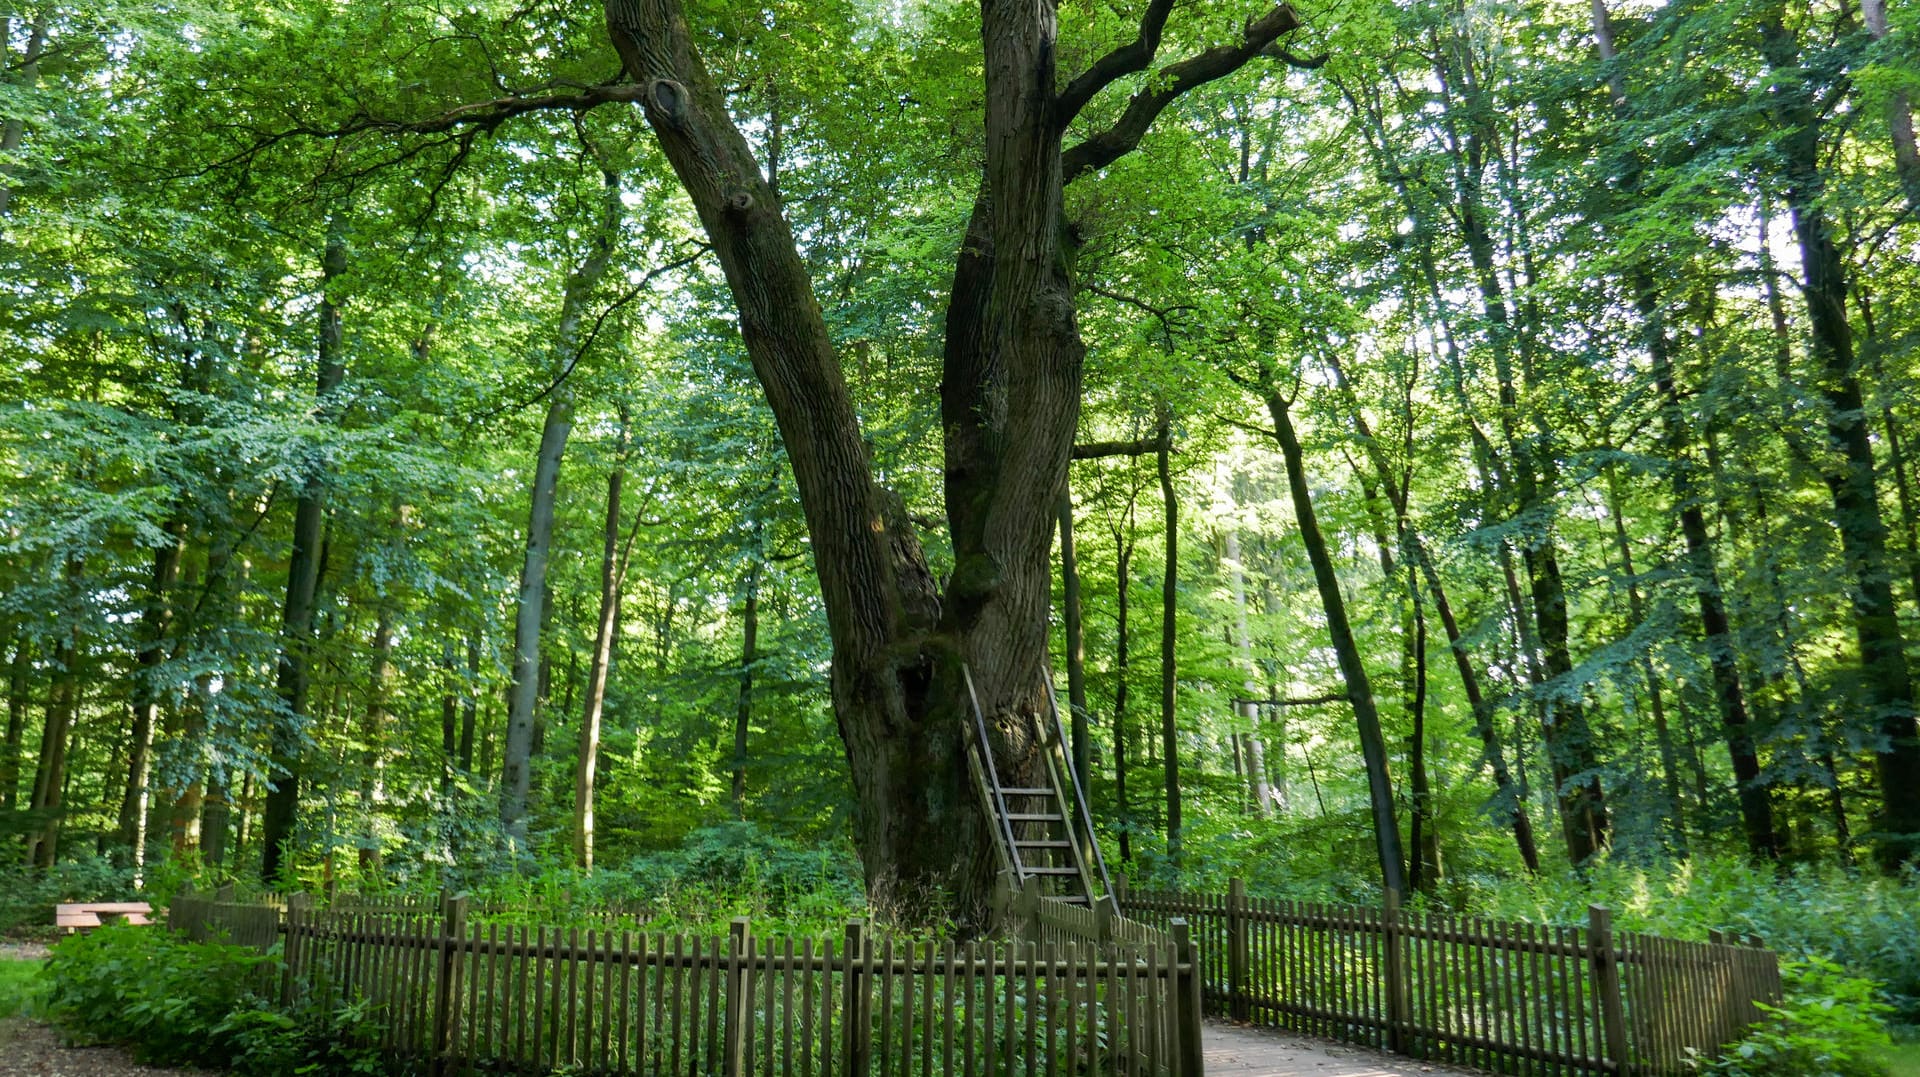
[1205,1021,1488,1077]
[0,941,51,961]
[0,1021,216,1077]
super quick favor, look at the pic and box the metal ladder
[963,665,1113,906]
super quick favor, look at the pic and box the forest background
[4,0,1920,1061]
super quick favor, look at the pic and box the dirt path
[0,1021,215,1077]
[1205,1021,1487,1077]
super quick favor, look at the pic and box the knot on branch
[725,189,756,214]
[645,78,687,125]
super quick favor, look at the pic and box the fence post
[282,892,312,1007]
[991,871,1013,934]
[1589,905,1630,1070]
[1019,876,1042,942]
[1113,872,1129,911]
[215,882,236,902]
[843,920,869,1077]
[1170,919,1205,1077]
[1382,888,1408,1055]
[1095,894,1115,949]
[430,892,468,1077]
[1227,877,1248,1021]
[726,916,751,1077]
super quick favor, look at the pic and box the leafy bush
[42,923,273,1066]
[1698,958,1894,1077]
[40,923,399,1075]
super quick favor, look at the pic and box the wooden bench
[55,901,153,932]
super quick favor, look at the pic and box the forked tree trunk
[605,0,1298,926]
[501,172,623,843]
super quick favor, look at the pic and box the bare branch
[1055,0,1177,126]
[1063,5,1301,184]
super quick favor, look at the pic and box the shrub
[1698,958,1894,1077]
[41,923,402,1075]
[41,923,273,1066]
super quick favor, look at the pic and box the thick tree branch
[1063,5,1300,183]
[1055,0,1177,126]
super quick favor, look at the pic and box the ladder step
[1055,894,1091,905]
[1023,867,1081,876]
[1014,840,1073,849]
[1005,813,1065,822]
[996,787,1055,796]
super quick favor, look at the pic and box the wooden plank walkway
[1205,1021,1485,1077]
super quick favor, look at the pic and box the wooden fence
[1117,879,1782,1076]
[169,893,1206,1076]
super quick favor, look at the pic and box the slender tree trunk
[1863,0,1920,213]
[1762,13,1920,868]
[29,560,82,869]
[1113,528,1135,863]
[576,437,630,866]
[730,552,760,821]
[441,644,460,802]
[1405,561,1439,893]
[1058,488,1091,787]
[459,637,479,772]
[0,10,49,218]
[1223,527,1272,816]
[356,611,394,872]
[1156,421,1183,864]
[3,634,28,812]
[117,524,182,883]
[1324,353,1539,871]
[1263,390,1409,899]
[260,226,348,884]
[502,172,621,843]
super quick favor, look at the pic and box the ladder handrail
[962,665,1027,879]
[1041,673,1114,903]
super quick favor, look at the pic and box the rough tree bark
[604,0,1298,926]
[259,227,347,884]
[500,171,623,843]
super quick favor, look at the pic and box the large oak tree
[600,0,1300,925]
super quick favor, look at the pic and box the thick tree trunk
[260,228,348,884]
[1762,13,1920,869]
[1264,391,1409,898]
[605,0,1296,926]
[576,441,629,865]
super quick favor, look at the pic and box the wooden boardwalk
[1205,1021,1484,1077]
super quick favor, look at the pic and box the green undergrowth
[42,924,398,1075]
[0,957,40,1019]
